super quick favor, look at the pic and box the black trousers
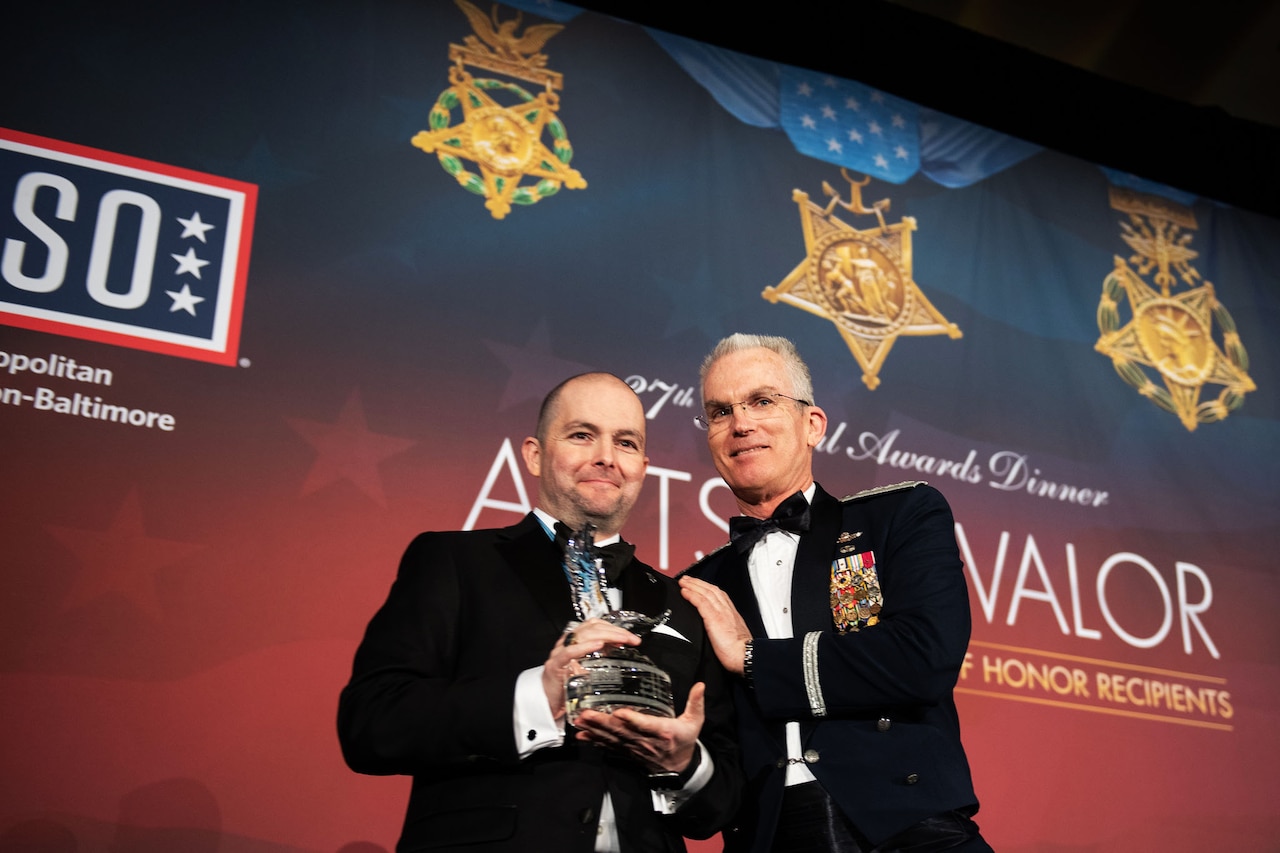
[770,782,991,853]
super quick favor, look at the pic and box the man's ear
[805,405,828,449]
[521,436,542,477]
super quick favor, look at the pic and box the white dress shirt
[745,484,818,787]
[511,509,713,851]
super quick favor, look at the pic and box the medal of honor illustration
[764,171,961,389]
[412,0,585,220]
[1095,187,1255,431]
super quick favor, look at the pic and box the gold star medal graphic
[1095,187,1255,431]
[764,171,961,389]
[412,0,585,220]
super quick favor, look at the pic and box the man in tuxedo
[679,335,990,853]
[339,372,740,853]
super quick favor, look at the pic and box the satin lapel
[615,561,669,619]
[792,485,843,633]
[496,514,577,633]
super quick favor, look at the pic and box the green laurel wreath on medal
[424,78,577,210]
[412,2,586,220]
[1098,275,1252,428]
[1095,188,1255,431]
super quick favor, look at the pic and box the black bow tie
[729,492,811,554]
[554,522,635,584]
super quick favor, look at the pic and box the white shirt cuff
[514,666,565,757]
[651,740,714,814]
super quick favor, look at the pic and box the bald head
[523,373,649,537]
[536,373,640,441]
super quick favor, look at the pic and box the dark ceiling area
[576,0,1280,219]
[892,0,1280,132]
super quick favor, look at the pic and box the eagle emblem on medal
[412,1,586,220]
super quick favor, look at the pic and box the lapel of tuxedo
[791,484,842,633]
[615,560,668,618]
[496,514,577,633]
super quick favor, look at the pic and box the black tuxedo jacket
[339,514,741,853]
[684,483,979,852]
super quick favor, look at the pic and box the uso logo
[1,128,256,365]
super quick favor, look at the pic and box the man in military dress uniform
[680,334,990,853]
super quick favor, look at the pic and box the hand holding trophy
[560,524,675,725]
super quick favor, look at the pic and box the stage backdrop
[2,2,1278,851]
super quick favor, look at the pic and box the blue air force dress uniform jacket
[683,482,981,852]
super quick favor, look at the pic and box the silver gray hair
[699,333,815,404]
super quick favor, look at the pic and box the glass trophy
[560,524,676,725]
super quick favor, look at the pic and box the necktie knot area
[554,521,634,583]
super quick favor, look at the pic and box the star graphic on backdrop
[166,283,205,315]
[177,211,216,242]
[171,247,210,279]
[383,94,452,142]
[47,489,204,619]
[203,138,315,191]
[286,388,416,506]
[483,320,595,411]
[343,242,421,276]
[654,255,728,340]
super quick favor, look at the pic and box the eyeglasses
[693,393,810,431]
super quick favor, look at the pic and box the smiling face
[701,347,827,517]
[521,374,649,538]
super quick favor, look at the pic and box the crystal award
[560,524,676,725]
